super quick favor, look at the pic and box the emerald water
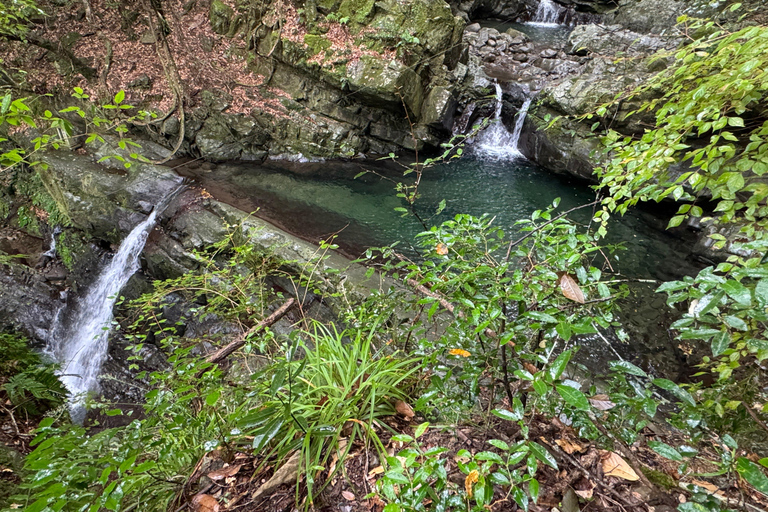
[180,155,702,377]
[183,156,699,282]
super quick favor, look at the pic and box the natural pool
[178,154,703,378]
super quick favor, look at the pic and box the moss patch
[642,468,677,490]
[303,34,332,56]
[337,0,375,25]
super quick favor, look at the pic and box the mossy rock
[337,0,375,24]
[209,0,235,35]
[303,34,332,56]
[345,54,423,117]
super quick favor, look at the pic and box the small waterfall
[43,226,62,258]
[474,84,532,160]
[529,0,564,26]
[509,98,532,150]
[50,188,181,423]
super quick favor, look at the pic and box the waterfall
[474,84,532,160]
[509,98,532,150]
[529,0,564,26]
[43,226,62,258]
[49,187,181,423]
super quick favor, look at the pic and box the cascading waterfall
[474,84,532,160]
[49,187,181,423]
[529,0,564,26]
[43,226,62,258]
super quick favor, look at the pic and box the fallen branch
[205,298,296,365]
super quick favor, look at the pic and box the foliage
[0,0,42,39]
[594,18,768,234]
[243,322,420,504]
[0,88,159,229]
[582,12,768,505]
[355,203,624,420]
[0,332,66,416]
[378,423,542,512]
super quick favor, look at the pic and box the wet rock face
[0,265,62,344]
[183,0,467,160]
[568,23,676,56]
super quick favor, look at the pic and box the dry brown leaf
[436,243,449,255]
[560,273,586,304]
[523,362,538,375]
[368,465,385,477]
[589,394,616,411]
[342,490,356,501]
[207,464,242,481]
[556,438,585,454]
[465,470,479,498]
[395,400,415,419]
[689,479,726,498]
[252,451,301,499]
[191,494,220,512]
[600,451,640,481]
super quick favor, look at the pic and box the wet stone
[540,48,558,58]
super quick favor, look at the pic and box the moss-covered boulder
[209,0,235,35]
[346,55,423,117]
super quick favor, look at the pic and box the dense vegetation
[2,2,768,512]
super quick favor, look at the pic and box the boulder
[37,150,181,241]
[209,0,235,35]
[568,24,675,56]
[346,55,423,118]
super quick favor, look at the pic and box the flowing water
[474,84,532,160]
[528,0,565,26]
[43,226,61,258]
[49,188,182,423]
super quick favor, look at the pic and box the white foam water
[49,188,180,423]
[528,0,564,26]
[474,84,532,160]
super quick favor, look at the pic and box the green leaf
[529,441,557,469]
[609,361,647,377]
[493,407,522,422]
[414,422,429,439]
[724,315,748,331]
[529,478,539,503]
[489,471,511,485]
[549,350,571,380]
[555,384,590,411]
[114,90,125,105]
[722,279,752,306]
[648,441,682,461]
[385,470,410,485]
[526,311,558,324]
[475,451,504,463]
[755,278,768,306]
[205,389,220,406]
[488,439,510,451]
[711,330,730,357]
[737,457,768,494]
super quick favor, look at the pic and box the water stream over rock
[48,188,182,423]
[529,0,565,26]
[474,84,532,160]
